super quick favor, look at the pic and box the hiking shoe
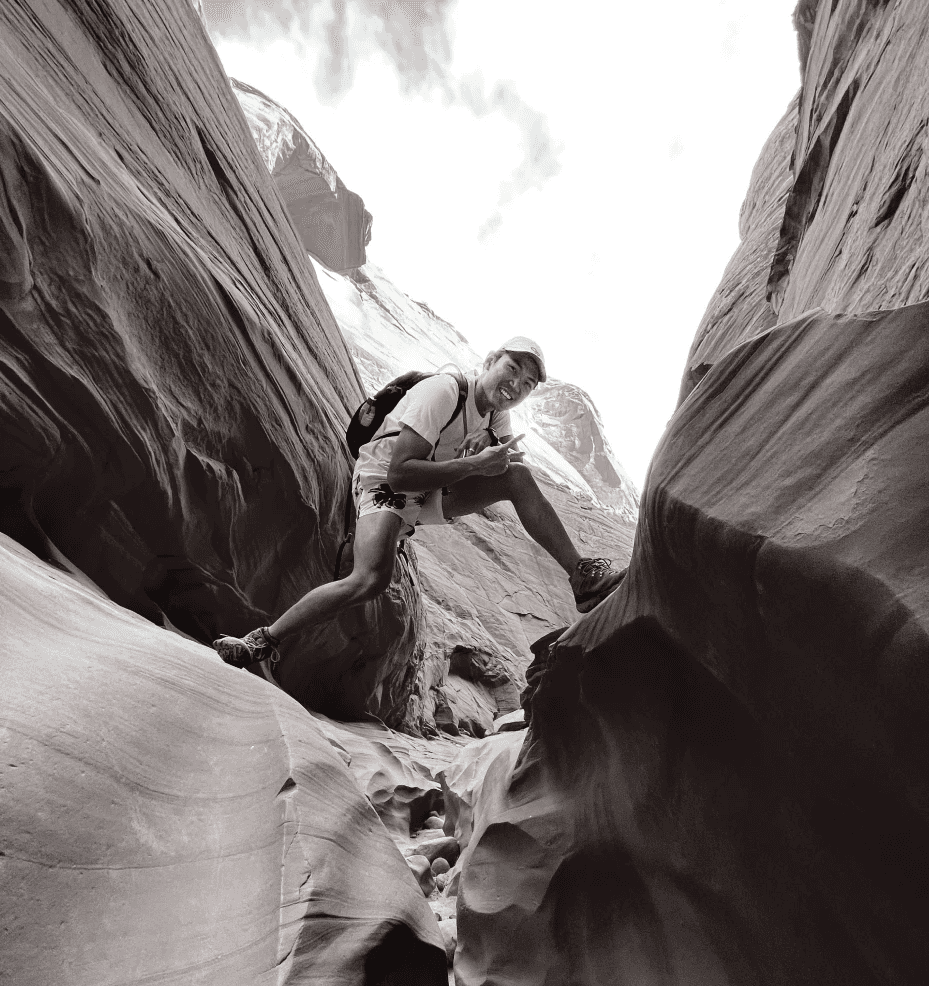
[212,627,281,669]
[570,558,627,613]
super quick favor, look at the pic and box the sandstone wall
[0,531,447,985]
[684,0,929,401]
[455,2,929,982]
[0,0,424,728]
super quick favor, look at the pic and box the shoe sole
[575,575,626,613]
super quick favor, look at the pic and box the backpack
[333,368,468,579]
[345,369,469,458]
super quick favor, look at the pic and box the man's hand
[457,426,495,458]
[471,434,526,475]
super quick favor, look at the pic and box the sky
[203,0,802,488]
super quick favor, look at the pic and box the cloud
[202,0,562,237]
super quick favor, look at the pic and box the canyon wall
[0,0,431,730]
[456,2,929,983]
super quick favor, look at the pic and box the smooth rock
[438,919,457,964]
[455,301,929,984]
[431,857,451,876]
[491,708,527,733]
[0,534,446,985]
[406,855,437,898]
[421,815,445,830]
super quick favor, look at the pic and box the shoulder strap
[432,370,468,459]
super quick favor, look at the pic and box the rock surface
[457,300,929,986]
[453,3,929,983]
[0,532,446,985]
[686,0,929,401]
[0,0,429,730]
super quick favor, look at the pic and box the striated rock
[231,79,372,272]
[307,714,463,838]
[0,533,445,985]
[681,95,798,404]
[688,0,929,406]
[769,0,929,318]
[0,0,427,730]
[439,732,526,901]
[456,301,929,984]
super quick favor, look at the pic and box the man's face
[481,352,539,412]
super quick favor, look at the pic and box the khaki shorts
[353,481,448,539]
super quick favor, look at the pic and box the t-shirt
[353,370,512,493]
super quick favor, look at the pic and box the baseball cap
[501,335,547,383]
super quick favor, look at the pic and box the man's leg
[442,464,581,574]
[442,464,626,612]
[269,509,403,639]
[213,509,403,667]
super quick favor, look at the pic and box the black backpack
[345,369,468,458]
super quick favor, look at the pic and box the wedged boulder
[0,533,446,985]
[455,301,929,985]
[0,0,422,729]
[232,78,372,272]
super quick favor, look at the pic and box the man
[213,337,626,668]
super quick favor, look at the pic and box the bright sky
[207,0,801,488]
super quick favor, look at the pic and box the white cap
[501,336,547,382]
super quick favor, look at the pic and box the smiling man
[213,337,626,670]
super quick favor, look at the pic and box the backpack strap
[369,370,468,453]
[432,370,468,460]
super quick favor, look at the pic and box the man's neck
[473,374,491,417]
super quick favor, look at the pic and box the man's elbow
[386,462,409,489]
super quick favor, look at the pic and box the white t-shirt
[353,370,512,493]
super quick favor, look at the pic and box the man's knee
[350,564,394,601]
[504,462,538,497]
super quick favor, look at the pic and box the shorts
[353,480,448,539]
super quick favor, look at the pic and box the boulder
[0,533,445,985]
[431,857,451,876]
[232,79,372,272]
[406,855,437,897]
[0,0,427,730]
[409,836,461,866]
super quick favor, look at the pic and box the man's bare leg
[268,509,404,640]
[442,463,581,575]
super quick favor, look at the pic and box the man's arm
[387,426,524,491]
